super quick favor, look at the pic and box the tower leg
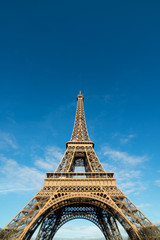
[36,209,62,240]
[107,215,123,240]
[35,205,123,240]
[96,209,116,240]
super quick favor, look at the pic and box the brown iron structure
[0,93,160,240]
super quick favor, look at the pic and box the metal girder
[35,204,123,240]
[71,93,90,142]
[0,93,159,240]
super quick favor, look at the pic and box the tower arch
[0,93,159,240]
[20,194,140,240]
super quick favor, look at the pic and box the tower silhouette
[0,93,159,240]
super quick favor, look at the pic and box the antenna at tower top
[79,90,81,94]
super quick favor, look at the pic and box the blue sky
[0,0,160,239]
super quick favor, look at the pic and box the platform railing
[46,172,114,179]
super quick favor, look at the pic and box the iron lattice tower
[0,93,160,240]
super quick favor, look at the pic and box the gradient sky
[0,1,160,239]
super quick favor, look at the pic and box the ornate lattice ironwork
[71,93,90,142]
[0,93,159,240]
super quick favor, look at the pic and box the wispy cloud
[103,146,148,166]
[114,168,145,195]
[0,144,64,194]
[155,180,160,187]
[137,203,151,210]
[54,238,104,240]
[118,178,146,195]
[112,132,136,144]
[120,134,136,144]
[0,131,18,150]
[101,146,148,195]
[0,154,44,193]
[153,221,160,227]
[53,221,128,240]
[34,146,63,171]
[54,223,104,239]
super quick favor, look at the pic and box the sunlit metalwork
[0,93,159,240]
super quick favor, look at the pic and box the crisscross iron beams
[98,210,123,240]
[35,204,122,240]
[71,94,90,142]
[112,195,152,228]
[55,146,75,173]
[1,93,159,240]
[0,196,49,240]
[85,146,106,172]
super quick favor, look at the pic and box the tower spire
[1,93,159,240]
[71,92,90,142]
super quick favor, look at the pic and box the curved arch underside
[1,192,157,240]
[22,195,141,240]
[1,94,159,240]
[35,204,123,240]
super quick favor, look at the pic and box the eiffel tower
[0,93,159,240]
